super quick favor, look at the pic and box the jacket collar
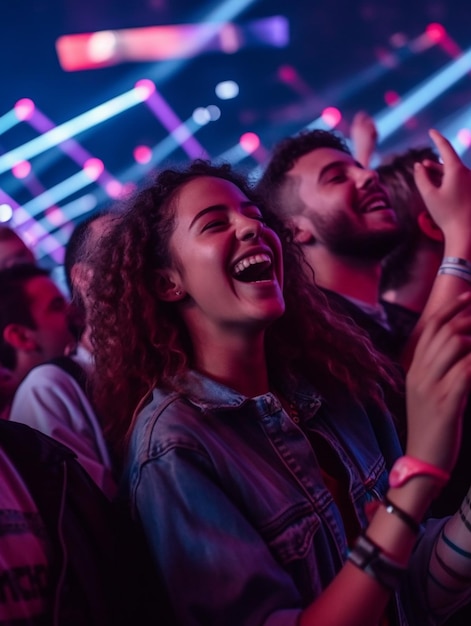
[174,370,323,416]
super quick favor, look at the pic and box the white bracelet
[443,257,471,272]
[438,266,471,284]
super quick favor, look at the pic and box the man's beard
[312,212,402,261]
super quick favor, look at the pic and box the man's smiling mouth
[359,192,392,214]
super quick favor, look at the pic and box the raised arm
[300,292,471,626]
[350,111,378,168]
[403,129,471,367]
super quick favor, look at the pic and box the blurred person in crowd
[64,210,114,358]
[9,213,117,497]
[0,366,17,419]
[0,225,35,270]
[377,147,443,337]
[0,418,157,625]
[0,265,72,387]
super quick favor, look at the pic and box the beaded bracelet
[383,496,420,535]
[348,533,406,591]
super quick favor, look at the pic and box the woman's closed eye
[243,208,266,224]
[201,219,228,232]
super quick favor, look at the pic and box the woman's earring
[175,290,183,297]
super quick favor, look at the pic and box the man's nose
[355,166,379,189]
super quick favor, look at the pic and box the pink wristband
[389,456,450,488]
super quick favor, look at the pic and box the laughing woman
[87,160,471,626]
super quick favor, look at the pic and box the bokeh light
[14,98,35,121]
[239,132,260,153]
[384,90,401,106]
[321,107,342,129]
[0,204,13,223]
[133,145,153,164]
[83,158,104,181]
[88,31,117,62]
[45,207,65,227]
[215,80,239,100]
[457,128,471,148]
[426,23,446,43]
[278,65,297,83]
[206,105,221,121]
[134,79,156,100]
[192,107,211,125]
[105,180,124,198]
[12,160,31,179]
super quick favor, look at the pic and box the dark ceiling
[1,0,471,264]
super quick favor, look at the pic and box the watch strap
[348,533,406,591]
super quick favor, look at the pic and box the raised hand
[414,129,471,256]
[405,292,471,473]
[350,111,378,168]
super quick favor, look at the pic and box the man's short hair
[0,226,35,270]
[378,146,441,292]
[256,129,351,218]
[0,265,49,369]
[64,211,109,297]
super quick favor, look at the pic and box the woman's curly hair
[87,160,397,458]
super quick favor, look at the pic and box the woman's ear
[154,270,186,302]
[417,210,444,243]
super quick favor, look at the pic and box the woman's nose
[237,217,262,241]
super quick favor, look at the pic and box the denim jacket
[124,371,448,626]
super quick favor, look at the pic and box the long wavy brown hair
[87,161,397,458]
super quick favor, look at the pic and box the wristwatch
[348,534,406,591]
[389,455,450,488]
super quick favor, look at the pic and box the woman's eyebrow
[189,205,226,229]
[189,201,257,228]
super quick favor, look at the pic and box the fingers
[351,111,377,134]
[422,160,443,187]
[407,347,471,468]
[409,293,471,380]
[422,159,443,171]
[428,129,462,167]
[440,350,471,404]
[414,161,434,197]
[415,130,462,195]
[406,296,471,470]
[352,111,369,124]
[415,292,471,349]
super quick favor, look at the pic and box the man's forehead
[25,275,61,302]
[290,147,355,176]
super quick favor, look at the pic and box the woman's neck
[192,330,269,398]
